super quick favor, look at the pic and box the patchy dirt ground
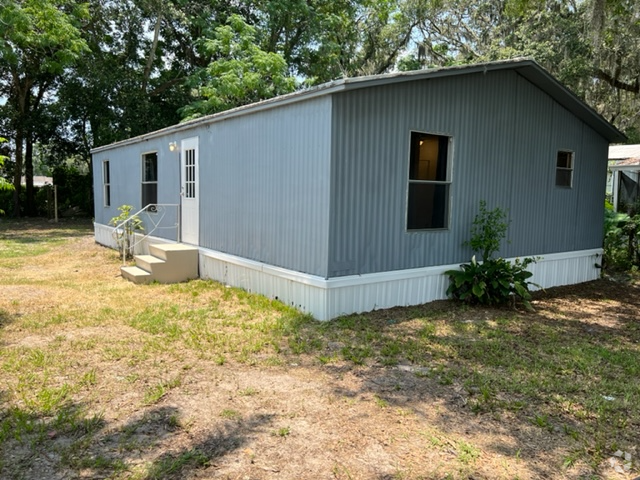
[0,219,639,480]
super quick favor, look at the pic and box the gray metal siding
[198,96,333,277]
[94,65,609,281]
[329,70,609,277]
[575,124,608,249]
[506,76,554,256]
[92,141,180,238]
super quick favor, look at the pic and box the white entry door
[180,137,199,245]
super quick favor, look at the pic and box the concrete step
[121,265,153,285]
[120,243,199,285]
[148,244,199,282]
[149,243,199,261]
[134,254,165,273]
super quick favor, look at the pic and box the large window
[103,160,110,207]
[142,152,158,211]
[556,150,574,188]
[407,132,451,230]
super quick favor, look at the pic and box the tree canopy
[1,0,88,215]
[179,14,297,120]
[1,0,639,216]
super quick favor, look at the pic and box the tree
[0,0,88,216]
[586,0,640,136]
[255,0,429,81]
[397,0,640,139]
[180,14,297,119]
[2,0,636,221]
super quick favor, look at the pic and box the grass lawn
[0,218,638,479]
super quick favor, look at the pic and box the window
[103,160,110,207]
[184,148,196,198]
[142,152,158,211]
[407,132,451,230]
[556,151,574,187]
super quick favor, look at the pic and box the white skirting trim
[94,223,602,321]
[198,247,603,321]
[94,222,118,249]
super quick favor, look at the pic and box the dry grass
[1,218,639,480]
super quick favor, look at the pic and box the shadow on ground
[0,218,93,239]
[298,278,640,479]
[0,401,275,479]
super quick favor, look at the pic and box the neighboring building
[92,58,625,320]
[608,144,640,212]
[20,176,53,187]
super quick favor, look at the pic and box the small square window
[556,151,574,188]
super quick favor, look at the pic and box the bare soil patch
[0,219,638,480]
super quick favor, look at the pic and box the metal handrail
[112,204,180,265]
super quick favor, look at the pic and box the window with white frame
[556,150,574,188]
[407,131,452,230]
[103,160,110,207]
[142,152,158,211]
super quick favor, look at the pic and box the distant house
[608,144,640,212]
[20,176,53,187]
[91,58,625,320]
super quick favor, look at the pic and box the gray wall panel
[329,70,609,277]
[543,102,583,252]
[198,96,332,277]
[576,124,609,249]
[92,141,181,236]
[507,75,556,258]
[95,97,333,276]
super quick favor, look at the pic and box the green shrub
[603,208,631,270]
[0,138,14,215]
[52,165,93,216]
[110,205,144,260]
[603,201,640,271]
[465,200,509,261]
[446,201,538,310]
[446,256,537,310]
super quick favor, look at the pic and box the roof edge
[91,58,625,154]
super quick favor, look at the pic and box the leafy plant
[603,201,640,271]
[446,256,537,310]
[180,15,297,120]
[110,205,144,261]
[464,200,510,261]
[446,201,538,309]
[0,137,15,215]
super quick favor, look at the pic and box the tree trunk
[141,13,163,93]
[12,127,23,217]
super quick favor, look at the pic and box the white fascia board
[609,164,640,171]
